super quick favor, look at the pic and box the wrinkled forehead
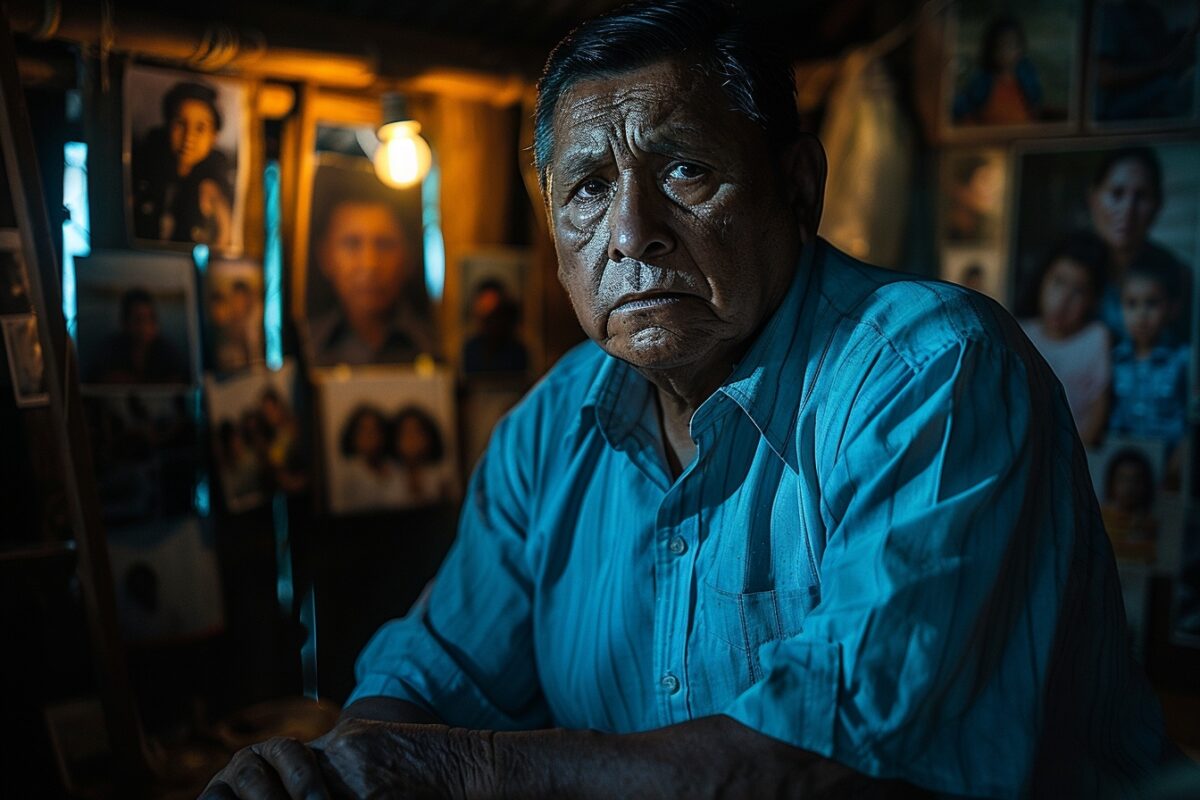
[547,62,749,176]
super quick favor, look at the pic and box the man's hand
[199,735,329,800]
[199,718,497,799]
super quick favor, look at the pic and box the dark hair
[1122,249,1182,297]
[162,81,223,131]
[392,405,444,464]
[1092,147,1163,207]
[120,287,155,323]
[1104,448,1155,511]
[533,0,798,189]
[980,15,1025,72]
[1019,230,1109,316]
[339,404,389,458]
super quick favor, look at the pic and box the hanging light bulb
[374,93,432,189]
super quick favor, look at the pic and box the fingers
[253,737,330,800]
[198,738,330,800]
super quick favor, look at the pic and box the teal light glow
[264,162,284,369]
[62,142,90,338]
[422,160,445,302]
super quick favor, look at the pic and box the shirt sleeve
[723,336,1138,797]
[347,412,552,730]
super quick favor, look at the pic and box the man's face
[320,202,410,321]
[545,60,804,372]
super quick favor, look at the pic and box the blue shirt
[1109,338,1191,445]
[350,240,1168,797]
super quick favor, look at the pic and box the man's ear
[780,133,827,244]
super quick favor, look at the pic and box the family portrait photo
[204,361,300,512]
[319,369,456,514]
[125,63,248,254]
[1010,140,1198,459]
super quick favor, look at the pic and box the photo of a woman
[391,405,452,506]
[337,404,396,514]
[126,65,246,253]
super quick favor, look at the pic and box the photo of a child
[1107,257,1190,481]
[1018,231,1112,445]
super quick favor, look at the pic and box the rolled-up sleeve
[348,413,552,731]
[724,337,1083,797]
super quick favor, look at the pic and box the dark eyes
[667,162,707,181]
[567,161,710,206]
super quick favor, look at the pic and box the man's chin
[602,328,713,372]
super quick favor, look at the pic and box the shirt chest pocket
[699,582,822,682]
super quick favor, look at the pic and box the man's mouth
[611,292,692,313]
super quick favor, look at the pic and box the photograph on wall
[1088,0,1199,128]
[75,250,200,387]
[2,314,49,407]
[938,247,1006,304]
[1010,140,1198,454]
[943,0,1082,133]
[107,516,223,643]
[938,148,1008,247]
[459,248,531,375]
[319,369,457,514]
[460,380,525,475]
[204,361,300,513]
[125,63,248,254]
[1088,437,1167,564]
[204,257,264,373]
[83,387,199,524]
[0,249,33,316]
[303,156,435,368]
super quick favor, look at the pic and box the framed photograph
[942,0,1082,137]
[460,377,526,475]
[74,250,200,387]
[107,516,223,643]
[0,249,33,317]
[459,248,532,375]
[301,155,435,368]
[319,368,457,514]
[1087,0,1200,129]
[83,386,199,524]
[2,314,49,407]
[1088,437,1168,564]
[203,361,298,513]
[125,63,249,255]
[938,247,1007,303]
[1010,139,1199,451]
[938,148,1008,248]
[203,257,264,374]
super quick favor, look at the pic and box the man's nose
[608,176,674,263]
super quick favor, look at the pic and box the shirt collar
[713,241,820,473]
[570,240,823,469]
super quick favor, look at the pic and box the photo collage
[935,0,1200,652]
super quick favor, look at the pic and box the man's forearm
[484,715,925,799]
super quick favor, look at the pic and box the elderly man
[204,2,1172,797]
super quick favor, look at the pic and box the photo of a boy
[1107,256,1190,446]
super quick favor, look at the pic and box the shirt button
[660,673,681,694]
[667,535,687,555]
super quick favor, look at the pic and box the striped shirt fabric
[349,239,1169,797]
